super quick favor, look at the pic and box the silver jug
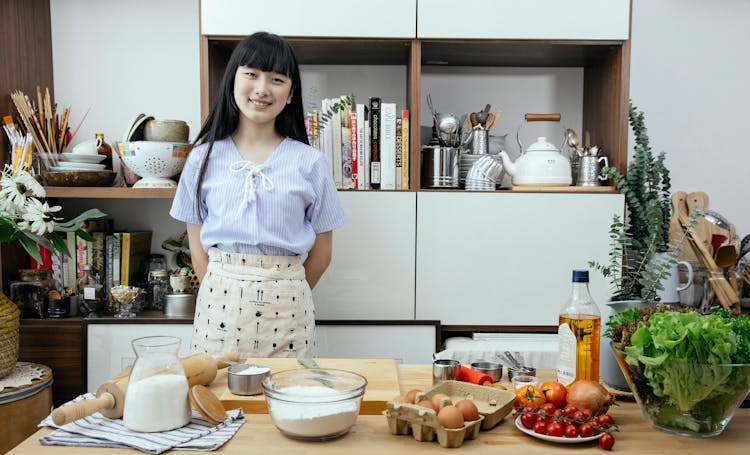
[576,155,609,186]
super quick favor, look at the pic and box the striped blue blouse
[169,137,345,256]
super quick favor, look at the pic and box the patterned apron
[191,248,316,358]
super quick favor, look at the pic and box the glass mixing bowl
[611,342,750,437]
[261,368,367,441]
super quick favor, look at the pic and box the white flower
[21,198,62,236]
[0,167,45,209]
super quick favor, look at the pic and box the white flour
[269,385,360,437]
[123,374,190,432]
[233,365,270,375]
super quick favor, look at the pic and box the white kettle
[498,136,572,186]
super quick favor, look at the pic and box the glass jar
[79,264,105,317]
[147,269,170,310]
[123,336,190,432]
[10,269,52,318]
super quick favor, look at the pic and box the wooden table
[8,366,750,454]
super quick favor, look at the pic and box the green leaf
[76,228,94,242]
[54,209,107,231]
[49,232,70,257]
[17,234,42,263]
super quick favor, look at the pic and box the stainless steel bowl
[227,363,270,396]
[507,366,536,381]
[470,361,503,383]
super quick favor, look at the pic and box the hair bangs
[238,35,296,77]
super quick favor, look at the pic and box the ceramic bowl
[118,141,191,188]
[144,119,190,142]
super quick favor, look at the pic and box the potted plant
[589,102,678,390]
[590,101,676,303]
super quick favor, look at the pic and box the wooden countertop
[9,366,750,454]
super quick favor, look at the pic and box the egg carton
[383,402,483,448]
[425,380,516,430]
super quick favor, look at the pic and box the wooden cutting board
[219,358,400,415]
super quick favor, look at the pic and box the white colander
[118,141,191,188]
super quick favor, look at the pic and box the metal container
[164,293,196,317]
[507,366,536,381]
[432,359,460,384]
[421,145,459,188]
[227,363,270,396]
[470,361,502,383]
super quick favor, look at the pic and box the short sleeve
[305,153,345,234]
[169,145,206,225]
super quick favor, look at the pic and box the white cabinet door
[417,0,630,40]
[87,324,193,392]
[415,192,624,325]
[314,192,416,320]
[201,0,417,38]
[317,324,437,364]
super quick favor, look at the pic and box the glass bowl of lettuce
[610,308,750,437]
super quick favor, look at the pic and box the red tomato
[533,421,547,434]
[579,423,595,438]
[541,403,558,416]
[564,424,579,438]
[562,405,578,416]
[540,381,568,408]
[600,433,615,450]
[572,410,586,422]
[581,408,592,419]
[597,414,615,428]
[520,412,537,429]
[546,421,564,438]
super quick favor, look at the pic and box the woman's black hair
[193,31,308,220]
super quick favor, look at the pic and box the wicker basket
[0,329,19,378]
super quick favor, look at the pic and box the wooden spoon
[485,110,501,131]
[715,244,738,269]
[470,112,478,127]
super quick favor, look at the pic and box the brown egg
[405,388,422,404]
[416,399,437,412]
[431,393,451,410]
[455,399,479,421]
[437,405,465,429]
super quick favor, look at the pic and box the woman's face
[233,66,293,128]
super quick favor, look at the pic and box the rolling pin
[51,351,239,426]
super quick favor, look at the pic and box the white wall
[630,0,750,238]
[50,0,201,144]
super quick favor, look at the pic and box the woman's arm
[303,231,333,289]
[186,223,208,282]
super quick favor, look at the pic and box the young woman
[170,32,345,358]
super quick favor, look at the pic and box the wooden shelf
[43,187,176,199]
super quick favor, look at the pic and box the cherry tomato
[533,421,547,434]
[541,403,558,416]
[554,409,564,419]
[514,385,546,408]
[546,421,564,438]
[540,381,568,408]
[564,424,579,438]
[521,405,535,414]
[520,412,537,429]
[597,414,615,428]
[600,433,615,450]
[572,410,586,422]
[579,423,595,438]
[581,409,592,419]
[562,405,578,416]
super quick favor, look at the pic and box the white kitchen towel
[38,393,244,454]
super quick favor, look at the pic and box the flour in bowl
[268,385,361,438]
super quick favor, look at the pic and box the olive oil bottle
[557,270,600,386]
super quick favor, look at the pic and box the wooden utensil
[50,352,239,426]
[686,191,711,253]
[670,192,695,261]
[485,110,501,131]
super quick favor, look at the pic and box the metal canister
[421,145,459,188]
[147,269,170,310]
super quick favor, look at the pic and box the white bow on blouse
[229,160,274,205]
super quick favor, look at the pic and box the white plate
[56,161,106,170]
[61,153,107,164]
[48,167,113,174]
[514,416,603,444]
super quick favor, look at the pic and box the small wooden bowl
[144,119,189,142]
[43,171,116,187]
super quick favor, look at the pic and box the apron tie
[229,160,274,205]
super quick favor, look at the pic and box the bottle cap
[572,270,589,283]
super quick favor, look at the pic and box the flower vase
[600,299,652,391]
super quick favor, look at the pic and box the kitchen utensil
[686,191,711,253]
[164,293,196,317]
[485,110,501,130]
[227,363,271,395]
[739,234,750,263]
[50,351,239,426]
[576,155,609,186]
[511,374,541,390]
[475,111,489,126]
[702,209,732,231]
[469,361,502,382]
[421,145,459,188]
[261,368,367,441]
[469,128,489,154]
[433,359,461,384]
[457,365,493,385]
[469,112,478,127]
[507,367,537,381]
[426,93,438,119]
[188,384,227,425]
[118,141,191,188]
[503,351,523,370]
[715,244,738,269]
[670,191,689,257]
[144,119,189,142]
[565,128,580,150]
